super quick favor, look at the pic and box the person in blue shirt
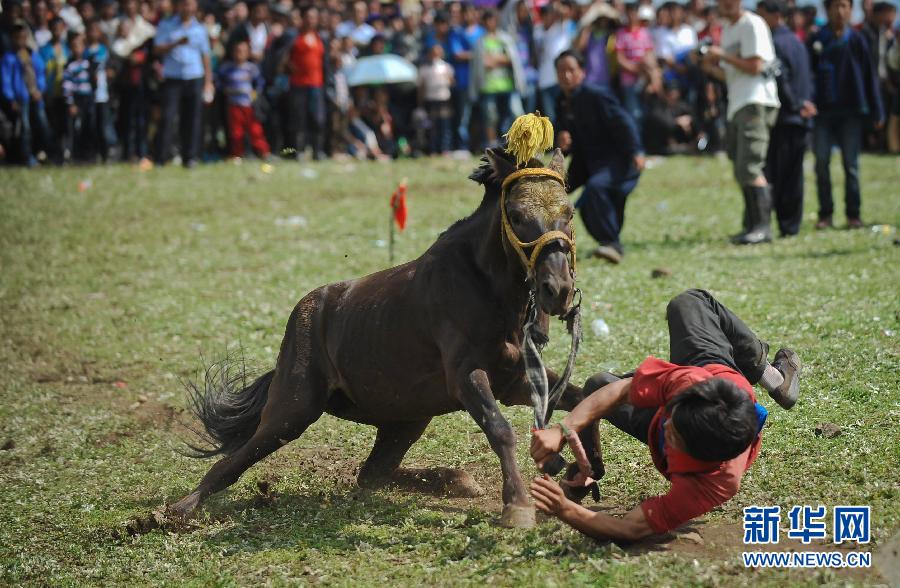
[1,22,52,165]
[554,50,645,265]
[448,4,484,151]
[38,16,69,162]
[152,0,213,168]
[808,0,885,229]
[757,0,816,237]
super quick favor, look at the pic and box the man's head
[756,0,786,28]
[665,378,758,462]
[301,5,319,30]
[482,8,498,32]
[555,49,585,94]
[178,0,198,21]
[49,16,66,40]
[825,0,853,27]
[249,0,268,25]
[716,0,743,22]
[232,38,249,63]
[873,1,897,28]
[353,0,367,25]
[11,22,29,50]
[68,29,85,56]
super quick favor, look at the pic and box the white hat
[637,5,655,21]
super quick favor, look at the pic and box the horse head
[485,147,575,317]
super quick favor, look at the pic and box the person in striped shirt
[62,30,99,162]
[217,39,270,160]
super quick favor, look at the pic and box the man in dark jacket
[808,0,884,229]
[758,0,816,237]
[554,50,645,264]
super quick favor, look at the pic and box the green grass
[1,154,898,586]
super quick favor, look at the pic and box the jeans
[12,99,52,165]
[576,169,640,253]
[480,91,521,148]
[155,77,204,165]
[425,100,452,154]
[619,84,643,130]
[813,115,863,221]
[584,289,771,440]
[287,85,325,158]
[451,86,471,151]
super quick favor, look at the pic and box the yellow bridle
[500,168,576,280]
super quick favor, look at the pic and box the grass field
[1,153,898,586]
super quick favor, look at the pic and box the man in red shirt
[530,289,801,541]
[282,5,324,160]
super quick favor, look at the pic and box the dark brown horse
[171,147,605,527]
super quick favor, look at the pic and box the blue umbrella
[346,54,418,87]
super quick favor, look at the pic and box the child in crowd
[85,19,111,162]
[63,30,100,162]
[39,16,70,162]
[808,0,884,229]
[217,39,270,160]
[1,23,52,166]
[418,43,454,156]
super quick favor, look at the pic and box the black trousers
[765,124,808,236]
[155,78,203,165]
[585,289,770,442]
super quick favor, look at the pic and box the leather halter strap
[500,168,576,279]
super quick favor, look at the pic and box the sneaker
[593,245,623,265]
[847,218,864,229]
[769,348,801,410]
[815,217,833,230]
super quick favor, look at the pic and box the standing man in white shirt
[701,0,780,245]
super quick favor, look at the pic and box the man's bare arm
[530,475,655,542]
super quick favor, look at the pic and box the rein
[501,166,593,488]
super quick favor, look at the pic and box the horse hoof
[500,504,535,528]
[167,492,201,519]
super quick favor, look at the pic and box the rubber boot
[735,185,773,245]
[730,186,753,243]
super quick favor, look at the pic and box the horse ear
[547,148,567,180]
[486,148,518,184]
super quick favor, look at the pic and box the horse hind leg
[170,368,327,518]
[357,419,484,498]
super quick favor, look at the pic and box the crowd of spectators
[0,0,897,168]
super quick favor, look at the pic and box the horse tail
[183,357,275,458]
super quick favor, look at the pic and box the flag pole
[389,199,395,266]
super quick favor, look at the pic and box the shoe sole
[775,350,801,409]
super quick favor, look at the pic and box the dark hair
[49,16,65,27]
[873,1,895,14]
[823,0,852,9]
[757,0,786,16]
[666,378,757,462]
[67,30,85,44]
[554,49,584,69]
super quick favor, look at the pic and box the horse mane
[437,148,551,241]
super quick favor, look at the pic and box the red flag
[390,181,408,231]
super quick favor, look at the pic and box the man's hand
[702,45,723,65]
[530,425,565,468]
[799,100,817,119]
[633,154,646,171]
[557,130,572,152]
[530,474,572,517]
[30,89,42,102]
[69,104,78,116]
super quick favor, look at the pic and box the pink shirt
[615,26,655,86]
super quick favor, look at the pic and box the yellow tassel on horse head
[504,112,554,167]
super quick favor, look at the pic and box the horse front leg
[455,367,535,528]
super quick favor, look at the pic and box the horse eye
[508,209,526,225]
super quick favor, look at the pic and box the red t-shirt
[630,356,762,534]
[289,31,324,88]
